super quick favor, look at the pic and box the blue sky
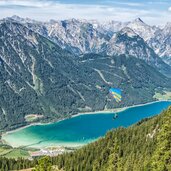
[0,0,171,25]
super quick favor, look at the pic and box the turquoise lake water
[3,101,171,148]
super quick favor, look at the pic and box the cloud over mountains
[0,0,171,25]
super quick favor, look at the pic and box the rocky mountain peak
[165,22,171,28]
[119,27,138,38]
[1,16,171,67]
[133,18,144,24]
[163,22,171,34]
[127,18,157,41]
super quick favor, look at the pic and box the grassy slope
[153,91,171,100]
[0,145,30,159]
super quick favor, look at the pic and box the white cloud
[0,0,56,8]
[105,1,144,7]
[168,7,171,11]
[0,0,170,25]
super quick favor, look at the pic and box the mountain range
[7,16,171,67]
[0,16,171,130]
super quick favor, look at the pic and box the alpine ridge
[5,16,171,70]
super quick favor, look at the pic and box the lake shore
[1,100,171,148]
[2,100,171,140]
[72,100,171,117]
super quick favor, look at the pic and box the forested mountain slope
[53,106,171,171]
[0,20,103,130]
[0,20,171,131]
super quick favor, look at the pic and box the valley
[1,17,171,132]
[0,14,171,170]
[1,0,171,169]
[1,101,171,158]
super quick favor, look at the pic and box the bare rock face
[7,16,171,67]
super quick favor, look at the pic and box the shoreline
[72,99,171,117]
[2,100,171,139]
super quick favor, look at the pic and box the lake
[2,101,171,148]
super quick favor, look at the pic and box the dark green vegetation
[53,106,171,171]
[0,157,37,170]
[0,19,171,131]
[33,157,53,171]
[0,106,171,170]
